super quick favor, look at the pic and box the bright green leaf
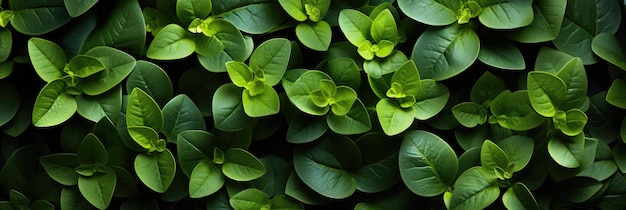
[363,51,408,79]
[390,60,421,97]
[68,55,104,78]
[226,61,253,88]
[243,84,280,117]
[527,71,567,117]
[176,130,218,176]
[126,88,163,131]
[497,135,534,172]
[330,86,357,116]
[548,133,585,168]
[338,9,372,46]
[327,99,372,135]
[32,79,77,127]
[285,70,333,116]
[412,80,450,120]
[370,9,397,43]
[127,126,160,150]
[480,140,510,174]
[376,98,415,136]
[213,1,287,34]
[249,38,291,86]
[554,109,587,136]
[0,28,12,63]
[229,188,269,210]
[490,90,544,131]
[28,38,67,82]
[279,0,307,21]
[76,85,122,123]
[80,46,136,96]
[146,24,195,60]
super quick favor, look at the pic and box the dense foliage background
[1,0,626,209]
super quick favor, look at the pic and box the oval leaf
[28,38,67,82]
[212,83,253,131]
[449,167,500,210]
[397,0,458,26]
[162,94,206,142]
[32,79,77,127]
[78,167,116,209]
[126,88,163,131]
[189,161,224,198]
[134,150,176,193]
[146,24,195,60]
[222,148,266,181]
[9,0,72,35]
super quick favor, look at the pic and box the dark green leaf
[502,183,539,210]
[63,0,98,17]
[39,153,80,186]
[77,133,108,165]
[285,171,332,205]
[399,130,458,197]
[506,0,567,43]
[562,177,602,203]
[212,84,253,131]
[0,82,20,127]
[81,0,145,56]
[252,156,290,197]
[176,0,211,25]
[126,61,173,107]
[9,0,71,35]
[592,33,626,70]
[412,24,479,81]
[222,148,266,181]
[0,28,12,63]
[452,102,487,128]
[76,84,122,123]
[327,99,372,135]
[80,46,137,96]
[134,150,176,193]
[213,0,287,34]
[162,94,206,142]
[498,135,534,172]
[177,130,218,176]
[449,167,500,210]
[286,114,327,144]
[477,0,533,29]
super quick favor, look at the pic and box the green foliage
[1,0,626,209]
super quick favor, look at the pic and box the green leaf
[296,21,331,51]
[197,20,251,72]
[68,55,104,78]
[61,187,93,209]
[285,171,332,205]
[480,140,509,174]
[134,150,176,193]
[213,84,253,131]
[390,60,421,97]
[32,79,77,127]
[556,58,588,110]
[249,38,291,86]
[477,0,533,29]
[0,61,13,80]
[9,0,71,35]
[126,60,174,107]
[80,46,137,96]
[213,1,287,34]
[534,47,574,74]
[592,33,626,70]
[286,114,327,144]
[252,156,290,197]
[243,84,280,117]
[397,0,459,26]
[412,80,450,120]
[76,84,122,123]
[497,135,534,172]
[126,88,163,131]
[327,99,372,135]
[614,143,626,173]
[554,109,587,136]
[478,38,525,70]
[78,133,108,165]
[577,159,618,181]
[80,0,145,56]
[189,161,224,198]
[110,165,140,198]
[322,57,361,90]
[127,126,160,150]
[63,0,98,17]
[370,9,397,43]
[28,38,67,82]
[563,177,603,203]
[0,28,12,63]
[270,195,305,210]
[399,130,458,197]
[78,167,116,209]
[502,183,539,210]
[452,102,487,128]
[39,153,80,186]
[376,98,415,136]
[162,94,206,142]
[527,71,567,117]
[176,0,211,25]
[9,190,29,208]
[0,82,19,127]
[146,24,195,60]
[490,90,544,131]
[353,133,400,193]
[178,67,220,116]
[607,79,626,109]
[548,133,585,168]
[229,188,269,210]
[293,135,361,199]
[449,167,500,210]
[222,148,266,181]
[552,0,621,64]
[330,86,357,116]
[506,0,566,43]
[279,0,307,21]
[363,51,409,78]
[176,130,218,176]
[412,24,479,81]
[338,9,372,46]
[227,61,253,88]
[285,70,332,116]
